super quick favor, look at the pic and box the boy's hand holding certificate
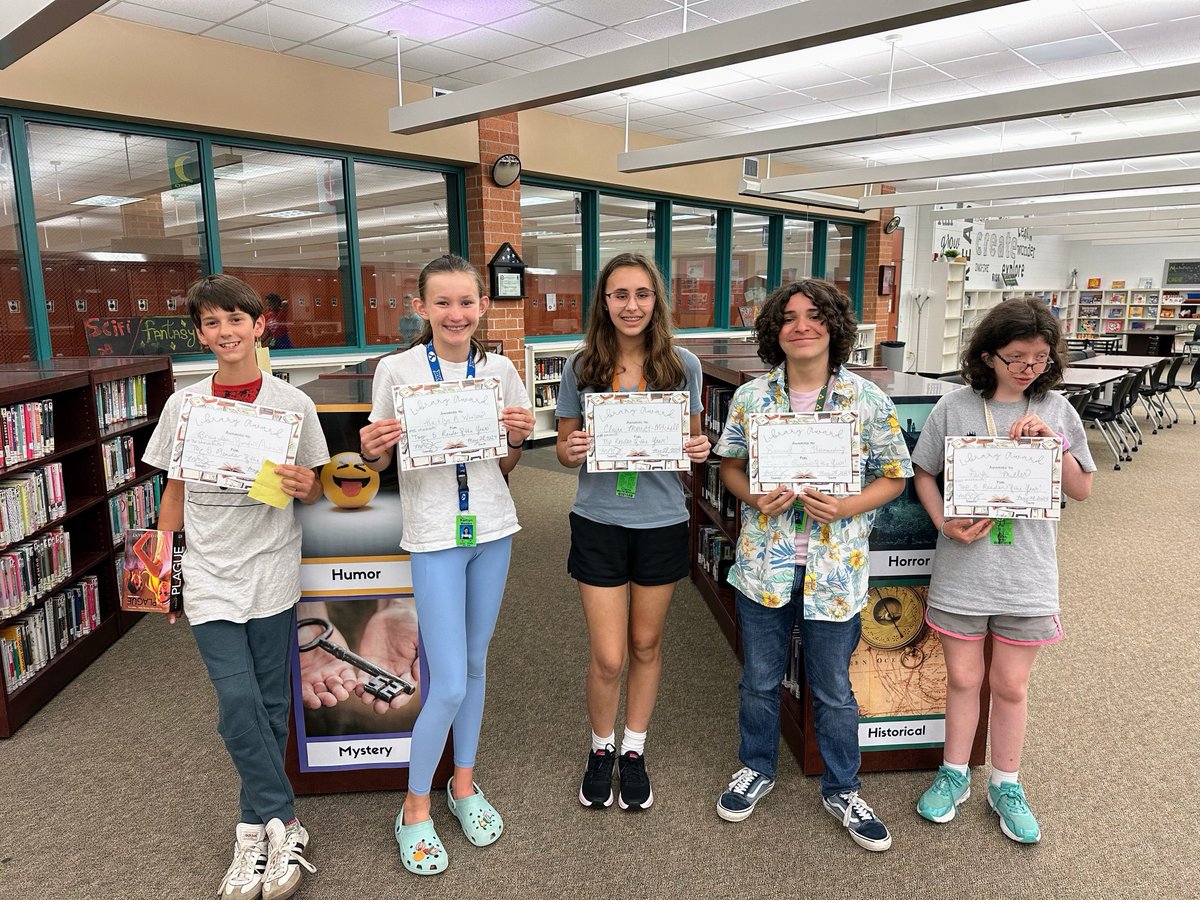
[748,411,861,495]
[168,393,303,490]
[584,391,690,473]
[392,378,505,470]
[943,436,1063,520]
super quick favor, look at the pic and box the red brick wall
[465,114,526,381]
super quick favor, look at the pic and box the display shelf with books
[0,356,173,737]
[525,338,582,441]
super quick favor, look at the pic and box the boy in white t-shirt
[143,275,329,900]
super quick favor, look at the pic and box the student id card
[456,514,478,547]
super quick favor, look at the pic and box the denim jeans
[736,571,862,796]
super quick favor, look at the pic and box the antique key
[297,617,416,702]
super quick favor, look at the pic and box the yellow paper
[248,459,290,509]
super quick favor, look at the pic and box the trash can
[880,340,905,372]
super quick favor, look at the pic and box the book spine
[170,530,186,614]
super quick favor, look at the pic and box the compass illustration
[861,585,927,651]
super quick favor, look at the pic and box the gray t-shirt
[143,373,331,625]
[556,347,703,528]
[911,387,1096,617]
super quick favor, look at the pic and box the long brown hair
[413,253,489,362]
[753,279,858,373]
[574,252,685,390]
[961,297,1065,400]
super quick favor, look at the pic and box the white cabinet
[851,323,876,366]
[525,338,582,441]
[914,259,966,375]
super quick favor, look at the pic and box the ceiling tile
[225,5,343,42]
[744,91,814,113]
[633,89,728,111]
[786,101,858,122]
[988,11,1101,46]
[620,9,716,41]
[802,79,878,102]
[575,110,626,126]
[935,51,1033,78]
[287,44,377,69]
[553,28,643,56]
[450,61,529,83]
[1123,38,1200,67]
[761,64,853,92]
[427,75,480,92]
[358,59,410,78]
[501,45,582,71]
[550,0,678,27]
[103,3,211,34]
[889,65,955,91]
[201,24,299,53]
[1111,17,1200,49]
[677,121,744,137]
[638,111,709,130]
[962,67,1050,92]
[893,80,981,104]
[1036,52,1137,79]
[271,0,399,23]
[832,91,891,113]
[1086,1,1200,31]
[436,28,539,59]
[311,26,398,58]
[395,44,481,75]
[688,0,796,18]
[900,31,1009,65]
[701,79,787,103]
[490,7,602,43]
[113,0,258,21]
[359,6,475,40]
[687,100,764,121]
[825,50,896,81]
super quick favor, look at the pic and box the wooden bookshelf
[0,357,173,736]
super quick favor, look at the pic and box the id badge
[455,514,478,547]
[792,500,807,533]
[990,518,1014,546]
[616,471,638,498]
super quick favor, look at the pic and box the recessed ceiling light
[213,162,293,181]
[258,209,315,219]
[72,195,143,207]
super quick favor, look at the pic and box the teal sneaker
[917,765,971,823]
[987,781,1041,843]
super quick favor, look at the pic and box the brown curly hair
[753,279,858,373]
[961,297,1065,400]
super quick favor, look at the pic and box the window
[824,221,855,298]
[213,145,351,350]
[730,211,769,329]
[598,194,655,270]
[0,120,32,363]
[354,162,451,347]
[522,185,584,337]
[782,218,815,284]
[26,123,207,357]
[671,203,718,329]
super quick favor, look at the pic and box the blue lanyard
[425,343,474,512]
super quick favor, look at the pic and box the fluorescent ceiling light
[525,267,559,275]
[72,195,143,207]
[87,252,147,262]
[519,195,562,207]
[213,162,292,181]
[258,209,316,219]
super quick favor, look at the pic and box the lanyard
[793,377,832,532]
[426,343,474,512]
[982,396,1029,437]
[612,373,647,392]
[981,395,1027,546]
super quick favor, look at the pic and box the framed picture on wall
[878,264,896,297]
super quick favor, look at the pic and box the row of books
[700,460,738,520]
[1,575,101,693]
[534,383,559,409]
[1,526,72,619]
[702,385,734,436]
[108,476,163,545]
[1,399,56,469]
[0,463,67,549]
[533,355,568,380]
[95,375,148,430]
[697,524,735,588]
[101,435,139,492]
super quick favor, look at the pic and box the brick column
[861,184,899,364]
[465,113,525,381]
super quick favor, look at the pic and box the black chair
[1082,372,1140,470]
[1152,355,1185,426]
[1083,348,1097,359]
[1137,358,1172,433]
[938,373,965,385]
[1067,349,1087,363]
[1182,323,1200,360]
[1170,357,1200,425]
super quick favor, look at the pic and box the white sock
[591,730,615,753]
[620,727,647,756]
[991,767,1019,787]
[943,760,969,776]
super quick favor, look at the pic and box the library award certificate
[943,436,1063,520]
[393,378,505,471]
[584,391,690,473]
[748,411,861,495]
[169,394,303,490]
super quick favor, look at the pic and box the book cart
[0,356,173,737]
[686,353,989,774]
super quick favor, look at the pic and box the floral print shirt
[714,364,912,621]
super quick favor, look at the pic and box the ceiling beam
[1092,235,1200,245]
[993,208,1200,227]
[1028,219,1200,235]
[932,191,1200,220]
[1063,228,1200,241]
[737,179,863,213]
[388,0,1027,134]
[860,168,1200,208]
[618,61,1200,173]
[760,132,1200,192]
[0,0,104,68]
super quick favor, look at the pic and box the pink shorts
[926,607,1063,646]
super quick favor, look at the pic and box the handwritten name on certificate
[169,394,303,490]
[584,391,690,473]
[943,436,1063,520]
[748,411,861,496]
[393,378,505,471]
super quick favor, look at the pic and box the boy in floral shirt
[713,279,911,852]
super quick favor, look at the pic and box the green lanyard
[793,379,830,535]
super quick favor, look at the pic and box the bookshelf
[0,357,173,737]
[1070,287,1197,351]
[914,259,966,375]
[524,338,583,441]
[688,357,987,774]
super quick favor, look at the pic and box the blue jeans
[736,573,862,796]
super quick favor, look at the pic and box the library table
[1071,354,1168,370]
[1060,367,1126,388]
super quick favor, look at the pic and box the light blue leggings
[407,535,512,795]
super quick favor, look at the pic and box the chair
[1067,349,1087,363]
[1182,324,1200,360]
[1137,358,1172,433]
[1152,355,1185,426]
[1170,357,1200,425]
[1083,348,1097,359]
[1082,372,1140,470]
[938,373,965,384]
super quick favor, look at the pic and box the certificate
[393,378,505,471]
[168,393,303,490]
[748,411,861,495]
[943,436,1063,520]
[584,391,690,473]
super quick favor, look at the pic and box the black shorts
[567,512,689,587]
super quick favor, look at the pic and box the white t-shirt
[368,344,532,553]
[143,372,331,625]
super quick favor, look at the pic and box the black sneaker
[578,745,616,808]
[617,751,654,810]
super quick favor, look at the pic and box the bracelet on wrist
[360,451,381,463]
[506,437,525,449]
[939,521,951,540]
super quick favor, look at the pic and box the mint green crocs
[987,781,1041,844]
[446,781,504,847]
[395,812,448,875]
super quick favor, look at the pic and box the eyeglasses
[605,289,656,305]
[992,352,1054,375]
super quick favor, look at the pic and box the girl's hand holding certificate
[500,406,535,447]
[684,433,711,463]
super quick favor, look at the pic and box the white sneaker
[219,823,268,899]
[261,818,315,900]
